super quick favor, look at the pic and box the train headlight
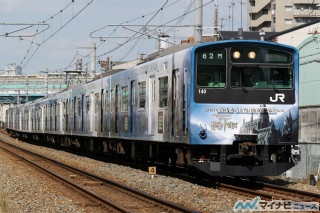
[232,51,241,59]
[248,51,256,59]
[199,129,207,140]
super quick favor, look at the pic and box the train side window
[66,99,70,117]
[86,95,90,115]
[52,104,55,116]
[63,102,66,117]
[57,103,60,117]
[122,86,128,112]
[70,99,74,117]
[77,99,81,116]
[105,91,109,113]
[138,81,146,109]
[159,76,168,108]
[111,89,115,112]
[95,93,100,114]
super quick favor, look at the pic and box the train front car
[189,40,299,177]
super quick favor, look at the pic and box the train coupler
[238,142,257,156]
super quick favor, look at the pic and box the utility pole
[213,2,218,41]
[219,18,226,31]
[228,3,231,31]
[77,43,96,78]
[40,69,48,96]
[26,76,29,103]
[239,0,245,29]
[194,0,203,43]
[230,0,235,31]
[16,89,20,105]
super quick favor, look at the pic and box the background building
[266,20,320,180]
[247,0,320,32]
[0,63,95,126]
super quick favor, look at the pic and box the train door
[148,75,156,135]
[172,69,184,137]
[105,90,110,133]
[37,108,40,130]
[81,94,84,132]
[54,103,57,131]
[106,78,111,134]
[48,105,51,131]
[57,102,60,131]
[21,110,24,131]
[41,107,45,131]
[73,97,76,131]
[101,89,104,132]
[57,102,61,131]
[95,93,100,132]
[115,85,119,133]
[130,80,135,134]
[65,99,69,131]
[28,110,31,131]
[172,70,177,136]
[43,106,46,131]
[18,111,21,130]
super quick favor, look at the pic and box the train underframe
[9,130,296,177]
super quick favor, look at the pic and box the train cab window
[196,48,226,88]
[159,76,168,108]
[138,81,146,109]
[122,86,128,112]
[197,68,226,88]
[231,67,293,89]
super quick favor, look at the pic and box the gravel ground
[0,131,319,213]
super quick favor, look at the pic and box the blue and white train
[6,40,299,177]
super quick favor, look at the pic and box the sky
[0,0,247,75]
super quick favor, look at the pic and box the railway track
[217,177,320,202]
[154,162,320,203]
[0,139,200,213]
[134,156,320,205]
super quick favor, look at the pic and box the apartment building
[248,0,320,32]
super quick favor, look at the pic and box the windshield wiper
[242,87,248,93]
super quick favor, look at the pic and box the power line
[94,0,214,59]
[17,0,94,70]
[0,23,49,37]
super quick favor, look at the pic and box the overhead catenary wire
[95,0,214,59]
[71,0,171,69]
[1,0,246,74]
[67,0,214,72]
[17,0,94,70]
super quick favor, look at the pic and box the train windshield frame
[196,46,294,90]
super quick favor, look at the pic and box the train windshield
[196,48,226,88]
[231,67,293,89]
[230,47,293,89]
[196,46,294,89]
